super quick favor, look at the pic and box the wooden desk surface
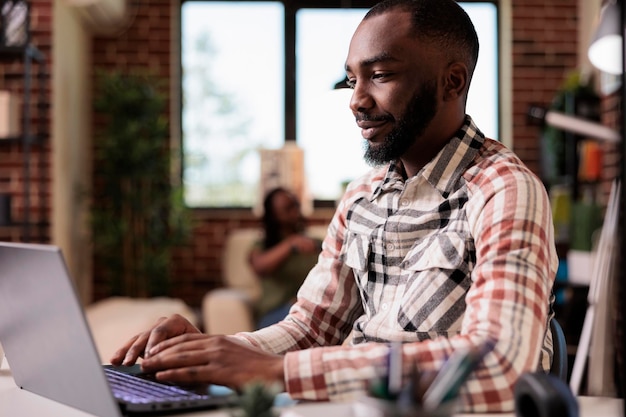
[1,357,623,417]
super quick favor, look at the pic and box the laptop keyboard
[104,367,209,404]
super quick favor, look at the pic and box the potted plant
[92,70,188,297]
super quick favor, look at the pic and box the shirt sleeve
[453,156,558,411]
[235,157,558,412]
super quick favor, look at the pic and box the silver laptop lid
[0,242,120,417]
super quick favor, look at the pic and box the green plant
[232,382,281,417]
[92,70,189,297]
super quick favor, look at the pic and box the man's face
[362,79,437,166]
[345,10,442,166]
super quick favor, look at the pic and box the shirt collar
[372,115,485,200]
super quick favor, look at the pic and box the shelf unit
[0,43,47,242]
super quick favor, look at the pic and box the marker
[422,344,487,410]
[387,341,403,396]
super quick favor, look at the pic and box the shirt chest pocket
[397,232,473,338]
[341,231,371,290]
[401,232,470,272]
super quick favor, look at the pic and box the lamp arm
[528,105,621,143]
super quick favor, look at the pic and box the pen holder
[354,396,458,417]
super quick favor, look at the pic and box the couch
[86,296,198,363]
[202,225,328,335]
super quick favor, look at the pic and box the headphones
[514,372,579,417]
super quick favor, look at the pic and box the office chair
[549,317,568,382]
[513,318,578,417]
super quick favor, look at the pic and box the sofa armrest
[86,296,197,363]
[202,288,255,335]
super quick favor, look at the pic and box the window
[181,1,498,208]
[181,2,284,207]
[463,3,499,139]
[296,9,369,201]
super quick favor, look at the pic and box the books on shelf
[0,90,20,138]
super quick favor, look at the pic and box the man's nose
[349,82,374,114]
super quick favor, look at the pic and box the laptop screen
[0,242,125,417]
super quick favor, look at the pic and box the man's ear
[442,62,469,102]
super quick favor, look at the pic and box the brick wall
[92,1,171,77]
[0,0,52,243]
[2,0,622,310]
[510,1,579,174]
[169,211,264,306]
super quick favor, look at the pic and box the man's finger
[110,334,140,365]
[155,365,212,385]
[142,347,209,374]
[122,332,151,365]
[148,333,208,357]
[143,317,172,358]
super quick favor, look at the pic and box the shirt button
[381,303,389,311]
[386,243,395,251]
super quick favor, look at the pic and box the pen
[422,344,487,410]
[387,341,403,397]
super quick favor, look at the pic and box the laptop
[0,241,236,416]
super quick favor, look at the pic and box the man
[112,0,558,412]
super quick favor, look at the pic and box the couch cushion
[86,296,197,363]
[222,228,264,302]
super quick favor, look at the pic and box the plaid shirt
[236,116,558,412]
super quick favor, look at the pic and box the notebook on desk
[0,241,235,417]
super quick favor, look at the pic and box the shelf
[0,222,23,228]
[0,220,49,228]
[0,40,47,243]
[0,135,43,144]
[0,45,44,61]
[0,45,26,57]
[554,281,591,291]
[0,221,50,243]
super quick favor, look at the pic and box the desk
[1,358,623,417]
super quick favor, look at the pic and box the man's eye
[373,73,389,80]
[346,79,356,89]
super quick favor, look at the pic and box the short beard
[363,80,438,166]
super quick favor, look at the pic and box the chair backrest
[221,225,329,303]
[549,317,568,381]
[222,228,264,302]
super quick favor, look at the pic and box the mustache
[354,113,393,123]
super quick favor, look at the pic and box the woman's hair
[262,187,298,249]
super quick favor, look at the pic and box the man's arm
[110,315,288,391]
[140,334,286,390]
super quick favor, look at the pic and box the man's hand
[140,334,285,390]
[110,314,201,366]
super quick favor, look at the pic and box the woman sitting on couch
[248,187,322,329]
